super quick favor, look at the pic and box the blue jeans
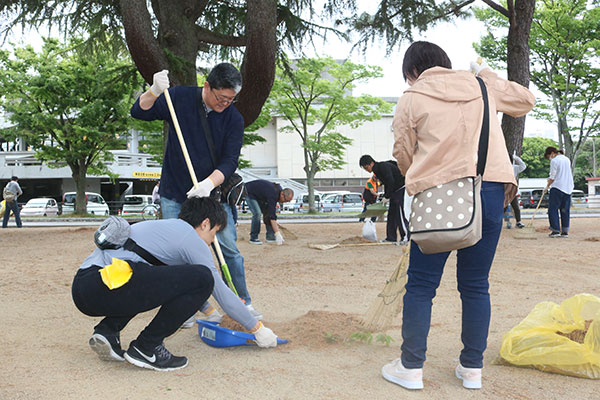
[548,188,571,233]
[400,182,504,369]
[2,200,22,228]
[247,197,275,241]
[160,197,252,304]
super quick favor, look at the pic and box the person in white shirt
[544,147,574,238]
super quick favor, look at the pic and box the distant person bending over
[2,176,23,228]
[359,174,380,223]
[130,63,263,320]
[359,155,408,243]
[544,146,574,238]
[245,179,293,245]
[71,197,279,372]
[385,41,535,391]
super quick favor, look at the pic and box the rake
[513,187,547,240]
[361,242,410,331]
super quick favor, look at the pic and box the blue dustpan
[197,320,289,348]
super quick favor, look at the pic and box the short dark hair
[11,176,18,181]
[359,155,375,167]
[402,41,452,82]
[544,146,559,159]
[207,63,242,93]
[179,197,227,231]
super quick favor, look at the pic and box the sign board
[133,172,161,178]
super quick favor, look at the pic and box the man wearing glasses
[131,63,264,321]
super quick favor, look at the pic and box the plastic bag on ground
[362,220,377,242]
[499,293,600,379]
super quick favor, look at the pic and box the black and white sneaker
[89,332,125,362]
[124,341,188,371]
[560,232,569,238]
[549,231,561,238]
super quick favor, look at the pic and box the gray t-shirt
[80,218,257,329]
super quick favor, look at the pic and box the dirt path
[1,218,598,399]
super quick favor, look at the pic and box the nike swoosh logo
[133,345,156,363]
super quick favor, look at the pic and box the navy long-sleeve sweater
[131,86,244,203]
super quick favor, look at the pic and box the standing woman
[383,41,535,390]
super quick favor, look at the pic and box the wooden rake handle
[163,89,238,295]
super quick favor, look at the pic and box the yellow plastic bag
[0,200,4,218]
[99,258,133,290]
[499,293,600,379]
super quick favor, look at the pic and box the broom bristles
[361,244,410,331]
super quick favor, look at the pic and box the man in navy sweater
[130,63,262,320]
[245,179,294,245]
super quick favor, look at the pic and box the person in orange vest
[359,174,380,222]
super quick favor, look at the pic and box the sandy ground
[1,217,599,399]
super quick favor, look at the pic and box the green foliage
[324,332,340,343]
[573,137,600,190]
[268,55,392,211]
[520,137,556,178]
[349,331,373,344]
[349,331,394,346]
[0,37,145,213]
[375,333,394,346]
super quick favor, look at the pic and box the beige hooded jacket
[392,67,535,205]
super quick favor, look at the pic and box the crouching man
[71,197,278,372]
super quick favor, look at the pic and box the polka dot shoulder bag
[409,77,489,254]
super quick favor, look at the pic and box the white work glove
[204,308,223,324]
[253,322,278,348]
[469,58,489,76]
[149,69,170,97]
[186,177,215,198]
[275,231,284,246]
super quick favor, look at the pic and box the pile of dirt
[269,310,366,349]
[556,320,593,344]
[338,236,374,245]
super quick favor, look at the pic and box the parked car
[519,189,549,209]
[62,192,110,215]
[571,189,587,207]
[296,193,322,213]
[322,192,364,213]
[282,197,300,213]
[20,198,60,217]
[121,194,154,216]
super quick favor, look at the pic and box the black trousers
[72,261,214,351]
[386,188,409,242]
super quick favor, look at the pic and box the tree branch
[480,0,509,18]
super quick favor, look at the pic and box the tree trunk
[72,163,88,215]
[119,0,170,85]
[501,0,535,157]
[237,0,278,127]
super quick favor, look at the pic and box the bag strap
[475,76,490,176]
[196,88,218,168]
[123,238,164,266]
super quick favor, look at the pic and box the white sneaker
[180,315,196,329]
[245,304,263,320]
[455,363,482,389]
[381,358,423,390]
[203,308,223,324]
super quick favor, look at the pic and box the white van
[122,194,154,216]
[61,192,110,215]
